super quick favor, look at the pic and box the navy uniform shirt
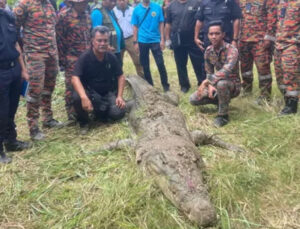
[195,0,241,43]
[0,9,19,62]
[166,0,201,43]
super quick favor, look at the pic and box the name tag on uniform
[245,3,252,13]
[280,8,286,18]
[188,6,193,10]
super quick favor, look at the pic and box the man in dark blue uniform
[165,0,205,93]
[194,0,241,50]
[0,6,30,163]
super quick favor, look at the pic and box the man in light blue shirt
[131,0,170,91]
[91,0,124,64]
[113,0,144,77]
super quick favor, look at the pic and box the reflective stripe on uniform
[26,96,39,103]
[242,71,253,78]
[285,90,299,97]
[259,74,272,81]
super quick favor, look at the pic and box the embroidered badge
[151,11,156,17]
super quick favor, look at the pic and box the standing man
[131,0,170,92]
[239,0,277,102]
[56,0,91,122]
[274,0,299,115]
[113,0,144,77]
[14,0,62,140]
[194,0,241,83]
[165,0,205,93]
[71,26,126,133]
[194,0,241,49]
[0,5,30,163]
[91,0,124,63]
[190,22,241,127]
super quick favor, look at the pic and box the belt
[0,60,16,70]
[124,35,133,40]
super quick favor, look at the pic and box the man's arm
[207,46,239,86]
[16,43,29,81]
[232,19,240,47]
[71,76,93,111]
[133,25,139,53]
[159,22,165,50]
[116,74,126,108]
[194,20,204,51]
[263,0,277,48]
[56,13,67,67]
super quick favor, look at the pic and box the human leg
[253,41,272,99]
[239,41,254,94]
[150,43,169,91]
[173,46,190,92]
[126,37,144,77]
[188,43,206,86]
[139,42,153,85]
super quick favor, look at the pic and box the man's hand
[231,40,238,48]
[108,45,115,52]
[165,39,172,49]
[194,38,204,51]
[21,69,29,81]
[208,84,217,99]
[160,40,165,51]
[134,43,139,54]
[197,79,209,97]
[263,40,272,50]
[81,96,93,112]
[116,96,125,109]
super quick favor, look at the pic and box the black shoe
[4,140,31,152]
[79,123,89,135]
[181,87,190,93]
[43,119,63,128]
[0,153,12,164]
[279,97,298,116]
[214,115,229,127]
[163,86,170,92]
[255,95,271,106]
[31,129,45,141]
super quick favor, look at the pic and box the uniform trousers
[190,79,240,116]
[274,44,300,98]
[173,42,205,89]
[25,53,58,135]
[239,41,272,96]
[73,90,125,125]
[138,42,170,90]
[121,36,144,77]
[0,61,21,153]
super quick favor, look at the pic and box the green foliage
[0,51,299,228]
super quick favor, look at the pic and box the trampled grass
[0,50,299,229]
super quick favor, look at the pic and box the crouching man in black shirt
[72,26,126,133]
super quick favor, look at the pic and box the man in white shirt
[113,0,144,77]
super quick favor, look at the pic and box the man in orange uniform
[239,0,277,103]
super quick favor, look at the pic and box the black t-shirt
[166,0,200,42]
[195,0,241,41]
[0,9,19,62]
[73,49,123,95]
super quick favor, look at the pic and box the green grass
[1,51,299,229]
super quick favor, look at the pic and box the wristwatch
[133,41,138,44]
[233,38,239,42]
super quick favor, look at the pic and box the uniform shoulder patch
[15,7,24,16]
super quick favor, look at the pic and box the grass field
[0,50,299,229]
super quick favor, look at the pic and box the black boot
[214,115,229,127]
[4,140,31,152]
[0,151,12,164]
[279,97,298,116]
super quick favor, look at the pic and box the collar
[211,41,226,55]
[116,5,129,11]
